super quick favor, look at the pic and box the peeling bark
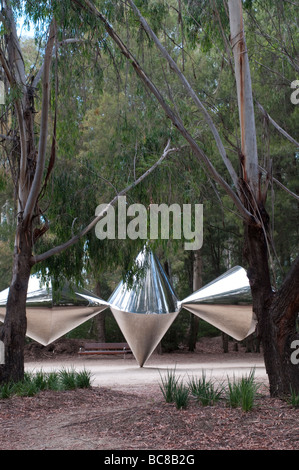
[228,0,259,197]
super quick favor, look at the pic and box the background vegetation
[0,0,297,353]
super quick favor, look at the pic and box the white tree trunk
[228,0,259,198]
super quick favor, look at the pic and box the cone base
[0,305,107,346]
[183,303,256,341]
[111,308,180,367]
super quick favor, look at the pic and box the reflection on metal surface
[0,276,108,345]
[0,257,256,362]
[110,308,179,367]
[109,249,180,366]
[180,266,256,341]
[109,249,179,314]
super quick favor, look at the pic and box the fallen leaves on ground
[0,385,298,450]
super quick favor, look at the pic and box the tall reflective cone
[0,275,109,345]
[109,249,180,367]
[180,266,256,341]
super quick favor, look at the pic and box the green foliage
[196,321,220,339]
[0,368,92,399]
[173,382,190,410]
[159,367,180,403]
[0,381,15,399]
[160,369,261,412]
[1,0,298,348]
[182,0,230,52]
[287,387,299,409]
[161,309,190,352]
[188,372,223,406]
[226,369,260,412]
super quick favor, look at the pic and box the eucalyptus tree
[0,0,179,383]
[70,0,299,397]
[0,0,298,397]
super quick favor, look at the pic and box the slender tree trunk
[94,281,106,342]
[222,333,229,353]
[188,249,202,351]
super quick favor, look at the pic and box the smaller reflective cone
[180,266,257,341]
[0,276,109,345]
[109,249,180,366]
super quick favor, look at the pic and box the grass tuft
[159,367,180,403]
[188,372,223,406]
[226,369,259,412]
[0,368,93,399]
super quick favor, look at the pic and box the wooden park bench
[78,342,132,358]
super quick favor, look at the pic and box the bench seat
[79,342,132,356]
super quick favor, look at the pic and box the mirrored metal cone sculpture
[180,266,257,341]
[0,276,109,346]
[109,249,180,367]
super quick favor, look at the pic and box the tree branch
[78,0,254,224]
[228,0,259,197]
[23,21,56,224]
[0,134,14,141]
[2,0,27,88]
[259,166,299,201]
[127,0,240,192]
[32,38,85,89]
[30,140,179,265]
[0,43,27,210]
[256,101,299,149]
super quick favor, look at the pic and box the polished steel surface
[0,276,108,345]
[109,249,179,314]
[111,307,180,367]
[0,259,256,357]
[180,266,256,341]
[109,248,180,366]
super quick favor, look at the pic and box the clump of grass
[226,369,259,412]
[14,380,39,397]
[28,370,49,391]
[58,368,78,390]
[188,372,223,406]
[58,367,92,390]
[75,369,93,389]
[0,382,15,399]
[159,368,189,409]
[0,368,92,399]
[45,371,61,391]
[173,382,189,410]
[159,368,180,403]
[287,387,299,408]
